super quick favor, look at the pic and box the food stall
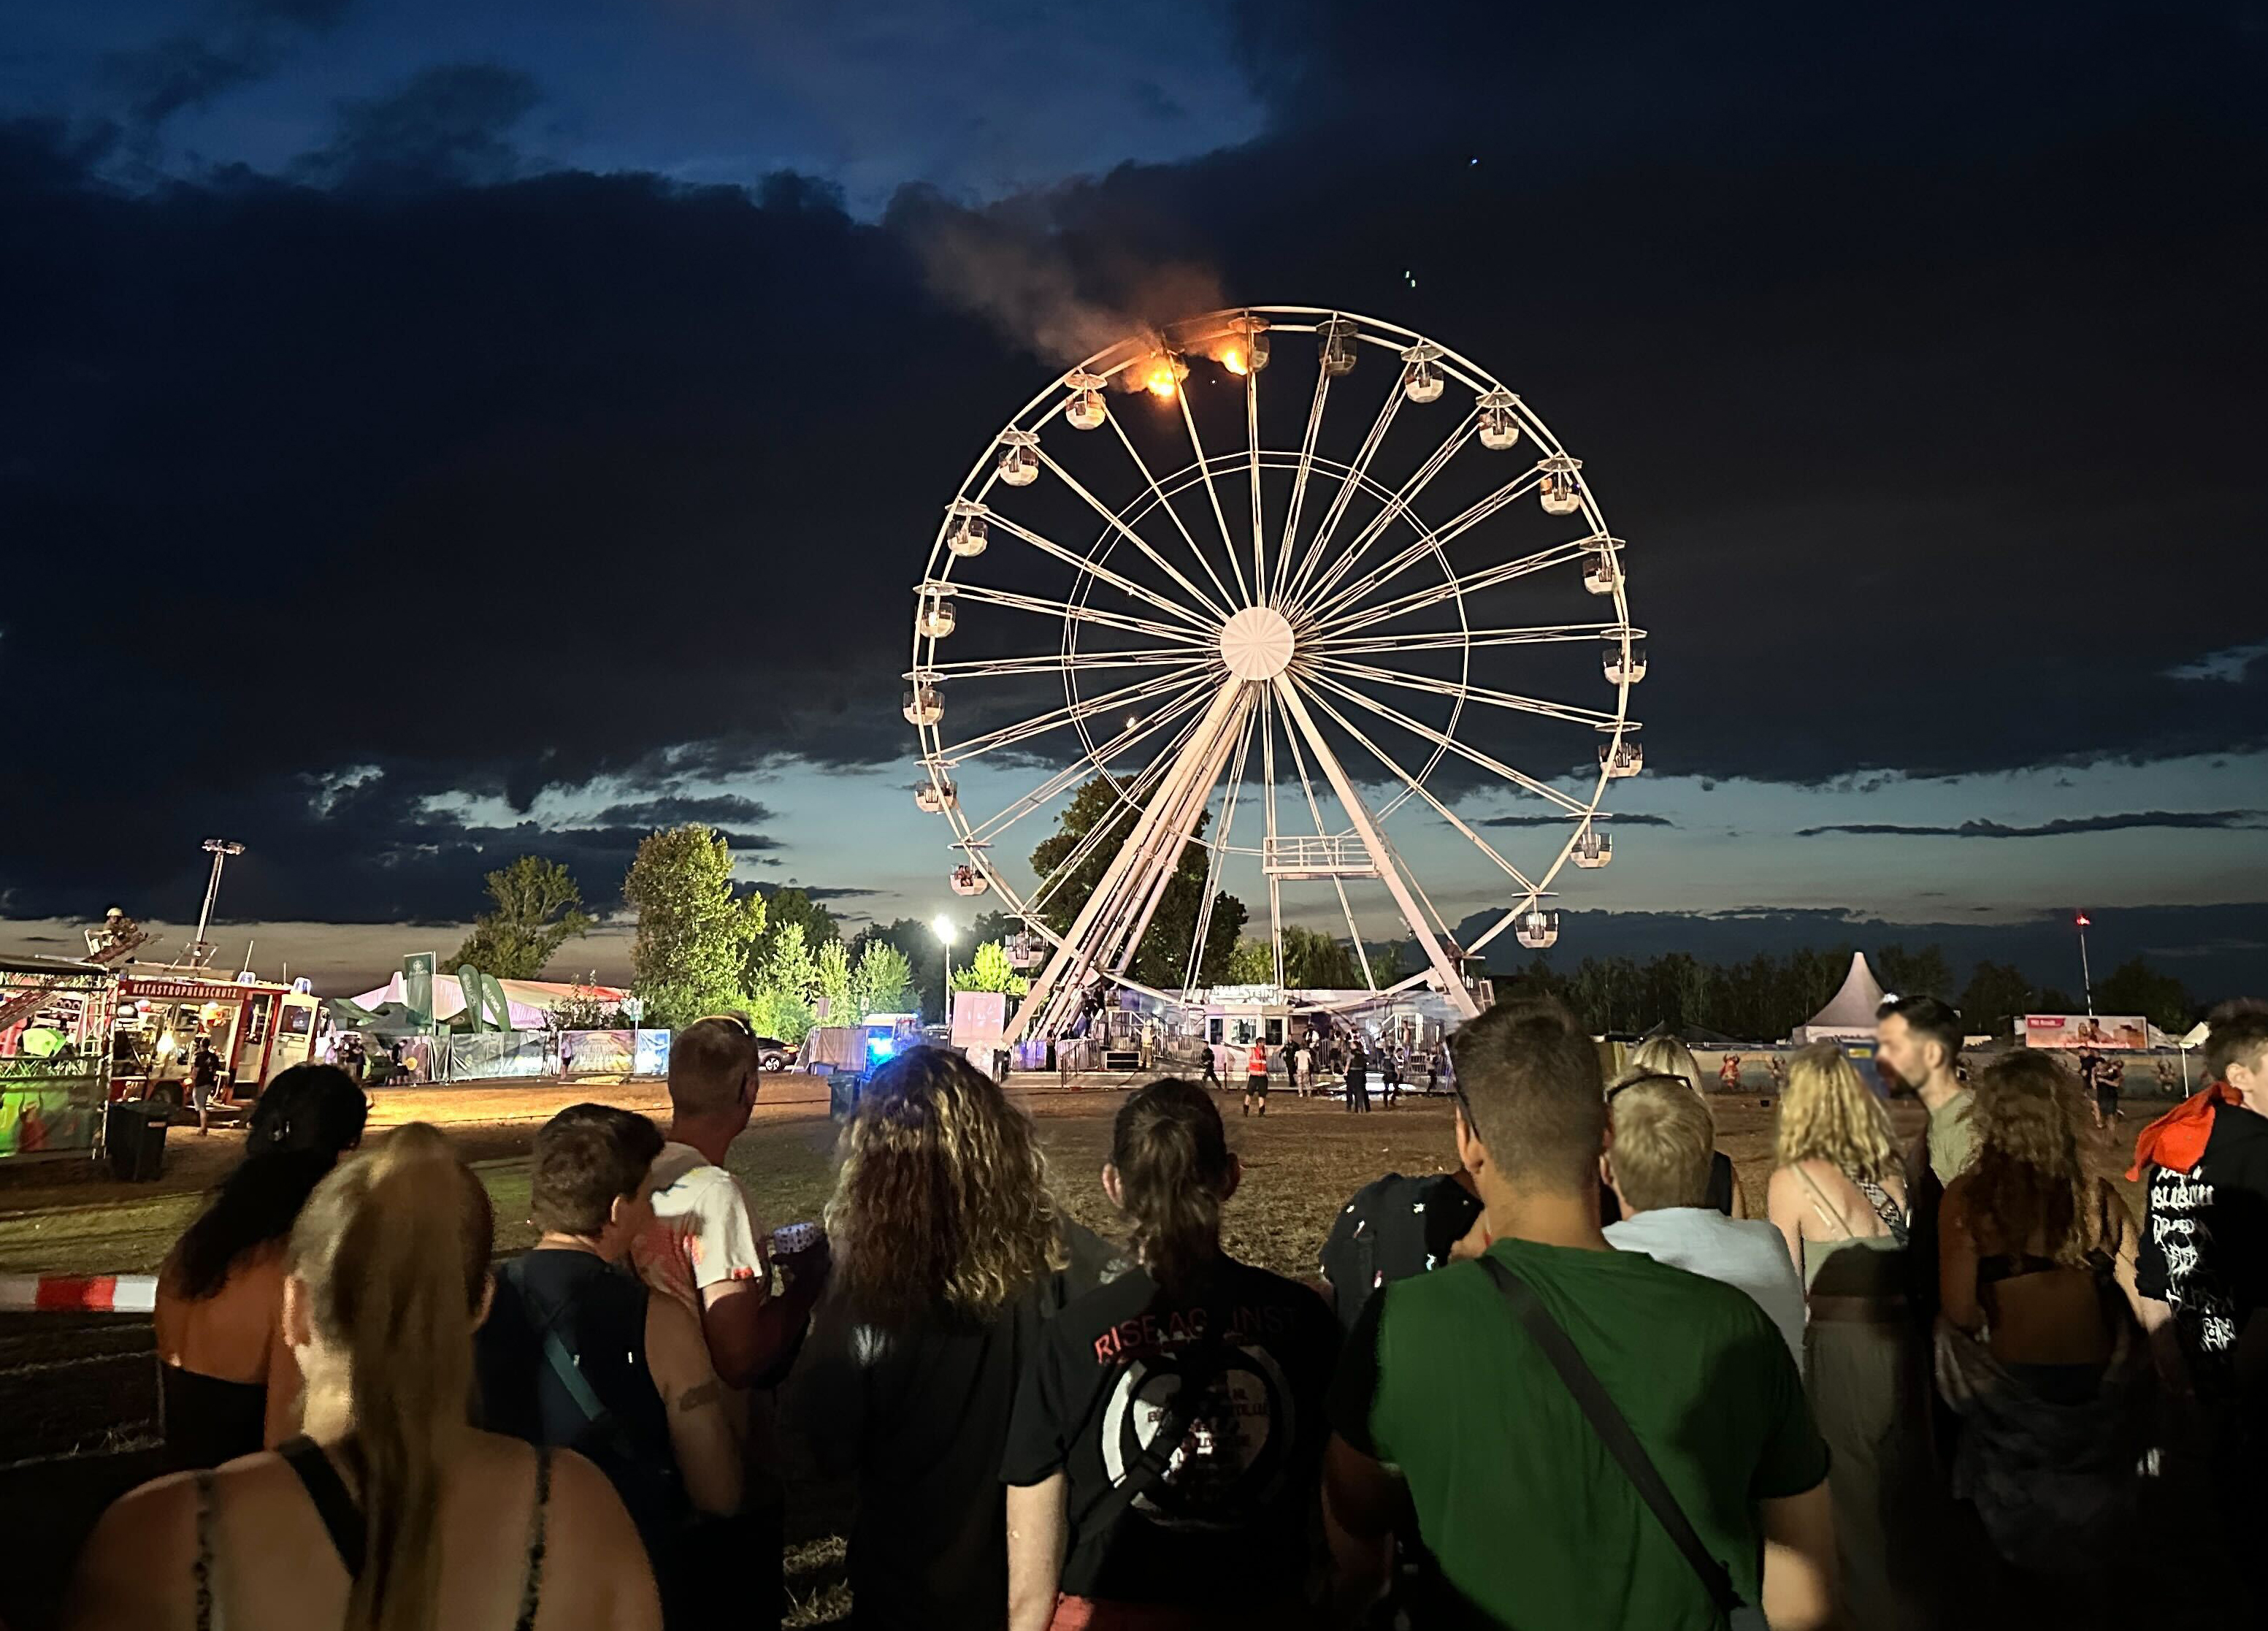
[112,971,323,1107]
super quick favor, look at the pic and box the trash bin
[827,1070,862,1121]
[105,1101,170,1183]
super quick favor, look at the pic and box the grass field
[0,1073,2158,1630]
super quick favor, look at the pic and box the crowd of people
[63,996,2267,1629]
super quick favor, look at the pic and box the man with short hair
[2134,1002,2268,1407]
[478,1104,743,1612]
[1875,995,1975,1185]
[1602,1077,1807,1372]
[1325,1001,1836,1629]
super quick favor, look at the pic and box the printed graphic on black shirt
[2139,1106,2268,1398]
[1094,1308,1299,1528]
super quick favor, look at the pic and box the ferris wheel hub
[1218,605,1295,681]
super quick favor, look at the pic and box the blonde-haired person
[1935,1051,2149,1594]
[782,1047,1120,1630]
[1609,1034,1751,1219]
[66,1124,657,1631]
[1766,1044,1928,1631]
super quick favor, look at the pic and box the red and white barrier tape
[0,1274,159,1313]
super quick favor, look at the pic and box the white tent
[348,973,629,1031]
[1790,952,1888,1044]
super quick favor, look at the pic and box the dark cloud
[800,886,884,901]
[4,2,2266,931]
[1477,812,1677,828]
[107,0,353,131]
[293,64,540,191]
[1796,811,2268,839]
[586,796,777,829]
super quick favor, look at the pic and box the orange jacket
[1247,1043,1268,1075]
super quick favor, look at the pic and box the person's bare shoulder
[540,1449,663,1630]
[63,1473,202,1630]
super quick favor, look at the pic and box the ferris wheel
[906,306,1644,1044]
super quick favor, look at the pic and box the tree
[1282,925,1364,989]
[451,855,593,979]
[744,920,819,1044]
[855,919,951,1021]
[747,887,839,987]
[1958,961,2034,1038]
[2096,956,2196,1031]
[852,939,913,1018]
[1025,778,1244,989]
[952,941,1030,997]
[1874,943,1955,1002]
[814,937,857,1024]
[622,825,766,1028]
[1225,939,1275,985]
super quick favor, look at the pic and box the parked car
[754,1035,790,1072]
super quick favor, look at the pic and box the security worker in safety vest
[1244,1038,1270,1118]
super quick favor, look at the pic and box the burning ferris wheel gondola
[906,306,1646,1044]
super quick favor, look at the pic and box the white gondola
[1401,341,1444,404]
[917,587,957,640]
[1005,928,1044,970]
[945,499,989,559]
[949,863,989,897]
[1476,387,1522,450]
[915,777,957,814]
[1573,825,1612,868]
[1602,632,1646,685]
[1599,733,1644,779]
[1064,370,1108,430]
[903,682,943,727]
[996,429,1040,487]
[1583,536,1622,596]
[1516,909,1560,950]
[1539,454,1584,516]
[1319,316,1360,377]
[1222,313,1271,375]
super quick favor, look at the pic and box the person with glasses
[1325,1002,1836,1629]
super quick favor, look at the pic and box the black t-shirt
[2137,1101,2268,1401]
[1000,1256,1341,1610]
[1318,1173,1484,1332]
[781,1221,1127,1630]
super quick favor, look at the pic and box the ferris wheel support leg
[1103,689,1252,981]
[1006,680,1250,1045]
[1270,678,1481,1020]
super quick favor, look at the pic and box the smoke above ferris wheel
[903,306,1645,1045]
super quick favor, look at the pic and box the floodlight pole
[2076,912,2096,1017]
[188,839,246,969]
[933,915,956,1031]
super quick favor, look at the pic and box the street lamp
[932,914,956,1030]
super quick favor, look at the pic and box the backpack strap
[502,1258,647,1470]
[1476,1256,1743,1617]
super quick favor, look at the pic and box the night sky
[2,1,2264,997]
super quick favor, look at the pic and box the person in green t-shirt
[1323,999,1836,1630]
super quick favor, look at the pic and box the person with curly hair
[781,1047,1119,1630]
[1934,1051,2149,1599]
[1766,1044,1927,1631]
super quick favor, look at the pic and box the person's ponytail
[1111,1080,1233,1294]
[289,1123,493,1631]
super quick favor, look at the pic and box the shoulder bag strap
[1476,1256,1743,1616]
[507,1259,647,1467]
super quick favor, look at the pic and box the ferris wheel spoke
[1318,533,1597,640]
[957,679,1216,846]
[1295,682,1544,898]
[1269,362,1332,609]
[1297,668,1593,816]
[1174,387,1252,606]
[1106,416,1245,616]
[933,666,1207,766]
[1303,470,1550,627]
[924,648,1202,681]
[1292,408,1477,615]
[1034,446,1236,624]
[1273,695,1379,990]
[1023,698,1215,913]
[984,513,1219,633]
[1260,684,1282,985]
[1183,695,1259,991]
[937,580,1211,646]
[1311,622,1626,657]
[1244,365,1267,608]
[1306,655,1621,729]
[1279,386,1402,611]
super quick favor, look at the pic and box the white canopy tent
[347,973,629,1031]
[1790,952,1889,1044]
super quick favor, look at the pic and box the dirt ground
[0,1072,2167,1630]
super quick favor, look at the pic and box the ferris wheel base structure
[905,307,1647,1051]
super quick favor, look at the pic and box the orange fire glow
[1221,347,1248,376]
[1144,362,1179,398]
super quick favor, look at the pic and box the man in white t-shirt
[632,1017,827,1389]
[1603,1075,1808,1372]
